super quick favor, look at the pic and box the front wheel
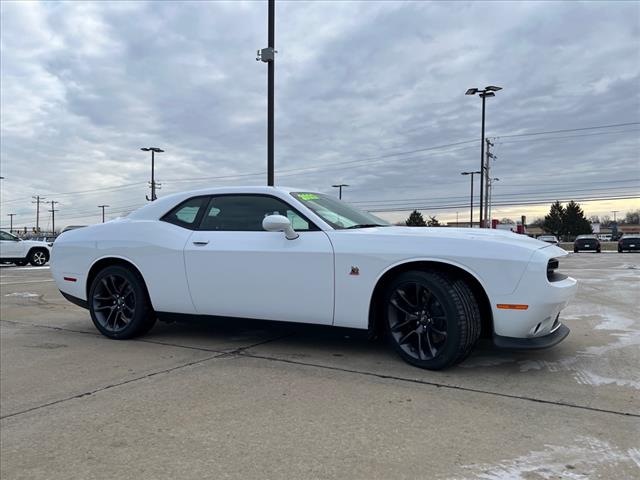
[28,249,49,266]
[574,248,579,253]
[384,270,481,370]
[89,265,156,339]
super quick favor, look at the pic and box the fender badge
[350,266,360,276]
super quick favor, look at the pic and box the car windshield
[291,192,389,230]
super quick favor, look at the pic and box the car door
[183,194,335,325]
[0,231,25,258]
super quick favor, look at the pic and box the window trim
[195,193,320,232]
[160,195,210,230]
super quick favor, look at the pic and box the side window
[199,195,315,232]
[162,197,208,229]
[0,231,11,240]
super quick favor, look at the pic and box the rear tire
[28,249,49,266]
[383,270,481,370]
[596,248,601,253]
[574,248,578,253]
[88,265,156,339]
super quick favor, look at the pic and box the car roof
[127,186,320,222]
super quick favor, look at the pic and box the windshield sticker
[298,193,319,201]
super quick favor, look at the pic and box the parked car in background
[618,234,640,253]
[51,186,577,370]
[537,235,559,246]
[574,234,601,253]
[0,230,52,266]
[597,234,612,241]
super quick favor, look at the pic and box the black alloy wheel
[384,270,481,370]
[89,265,156,339]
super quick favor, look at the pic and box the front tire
[89,265,156,339]
[28,249,49,266]
[383,270,481,370]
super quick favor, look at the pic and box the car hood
[22,240,51,248]
[338,226,553,251]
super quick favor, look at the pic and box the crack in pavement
[2,319,638,420]
[0,320,294,420]
[0,353,225,420]
[236,352,640,419]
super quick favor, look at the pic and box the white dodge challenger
[51,186,577,369]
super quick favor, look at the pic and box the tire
[88,265,156,339]
[28,249,49,266]
[14,260,28,266]
[574,248,578,253]
[618,248,623,253]
[383,270,481,370]
[596,248,601,253]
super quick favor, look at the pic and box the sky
[1,0,639,231]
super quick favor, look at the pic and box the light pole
[98,205,110,223]
[461,171,481,228]
[612,210,619,223]
[332,183,349,199]
[8,213,15,233]
[465,85,502,227]
[141,147,164,201]
[488,177,499,227]
[256,0,276,186]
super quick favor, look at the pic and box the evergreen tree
[564,201,592,238]
[427,215,441,227]
[542,201,565,237]
[405,210,427,226]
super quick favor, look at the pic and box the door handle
[192,241,209,246]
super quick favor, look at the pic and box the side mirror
[262,214,299,240]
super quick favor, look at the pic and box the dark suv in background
[574,234,601,253]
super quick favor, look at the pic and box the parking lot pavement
[1,255,639,479]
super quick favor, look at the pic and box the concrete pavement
[1,255,639,479]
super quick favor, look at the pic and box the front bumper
[491,248,578,340]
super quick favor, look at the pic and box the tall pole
[8,213,15,233]
[612,210,618,223]
[479,95,486,228]
[32,195,45,232]
[49,200,59,234]
[267,0,275,186]
[332,183,349,199]
[470,173,475,228]
[484,139,494,224]
[151,150,156,201]
[98,205,110,223]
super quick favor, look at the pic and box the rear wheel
[574,247,579,253]
[89,265,156,339]
[618,247,623,253]
[596,248,601,253]
[383,270,481,370]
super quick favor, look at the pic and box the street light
[461,171,481,228]
[141,147,164,201]
[98,205,110,223]
[332,183,349,199]
[465,85,502,227]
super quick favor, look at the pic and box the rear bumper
[494,323,569,350]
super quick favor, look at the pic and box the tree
[600,215,611,227]
[405,210,426,226]
[542,201,565,237]
[427,215,441,227]
[530,217,545,227]
[564,201,592,238]
[500,217,515,224]
[588,215,600,224]
[623,209,640,225]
